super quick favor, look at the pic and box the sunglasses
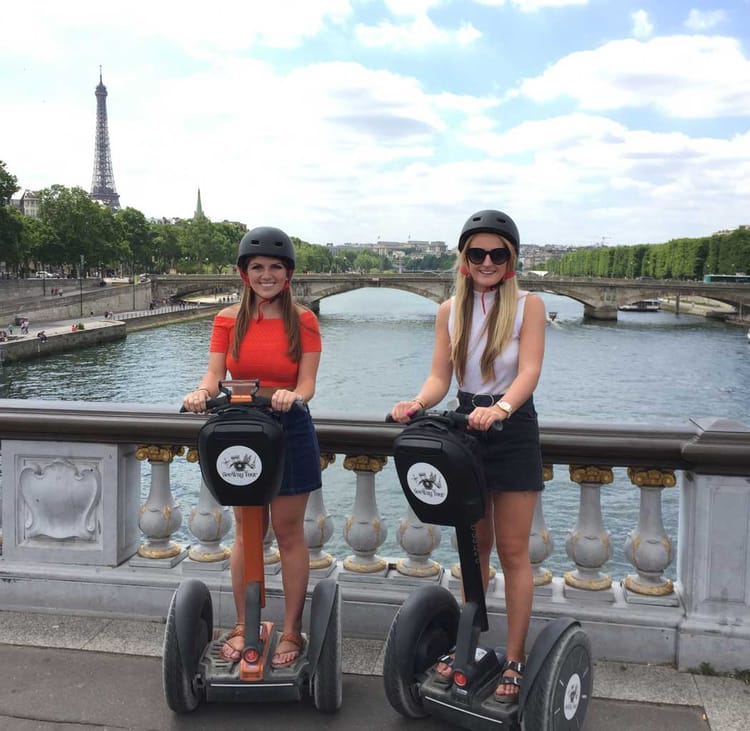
[465,247,511,265]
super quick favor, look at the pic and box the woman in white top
[391,209,546,702]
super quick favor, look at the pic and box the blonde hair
[450,234,519,384]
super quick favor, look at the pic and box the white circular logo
[406,462,448,505]
[216,446,262,486]
[563,672,581,720]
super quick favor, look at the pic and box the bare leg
[436,499,495,678]
[270,492,310,665]
[493,491,537,699]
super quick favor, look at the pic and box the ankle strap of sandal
[503,659,525,674]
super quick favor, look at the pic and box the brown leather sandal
[272,631,305,668]
[219,623,245,663]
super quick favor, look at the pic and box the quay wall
[0,283,152,326]
[0,321,127,364]
[123,306,219,332]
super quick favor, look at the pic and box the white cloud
[631,10,654,39]
[355,14,480,49]
[472,0,589,10]
[0,0,354,58]
[684,8,727,31]
[518,35,750,117]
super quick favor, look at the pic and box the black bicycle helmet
[458,210,519,255]
[237,226,296,270]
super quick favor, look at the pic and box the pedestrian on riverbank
[182,226,322,668]
[390,209,546,703]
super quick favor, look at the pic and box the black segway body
[197,404,285,506]
[384,411,592,731]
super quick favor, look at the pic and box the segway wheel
[162,584,212,713]
[383,585,460,719]
[522,624,592,730]
[312,587,343,713]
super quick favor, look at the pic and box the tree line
[6,160,743,281]
[543,229,750,280]
[0,161,455,277]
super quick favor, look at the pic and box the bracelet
[412,397,426,409]
[196,387,210,395]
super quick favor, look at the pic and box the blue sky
[2,0,748,248]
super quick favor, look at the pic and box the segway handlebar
[387,408,503,434]
[181,379,304,414]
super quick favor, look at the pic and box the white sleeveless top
[448,289,528,394]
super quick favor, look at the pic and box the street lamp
[132,259,136,310]
[79,254,84,318]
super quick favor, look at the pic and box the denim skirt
[277,404,322,496]
[456,391,544,493]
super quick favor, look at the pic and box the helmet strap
[502,271,516,280]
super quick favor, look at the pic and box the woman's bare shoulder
[217,304,240,318]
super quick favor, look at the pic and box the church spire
[194,188,204,218]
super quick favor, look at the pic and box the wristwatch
[495,400,513,417]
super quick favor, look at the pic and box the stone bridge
[151,274,750,321]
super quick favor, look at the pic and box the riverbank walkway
[0,611,747,730]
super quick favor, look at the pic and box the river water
[2,289,749,577]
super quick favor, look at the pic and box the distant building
[9,189,41,218]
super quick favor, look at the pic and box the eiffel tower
[90,68,120,210]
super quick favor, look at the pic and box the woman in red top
[183,226,322,667]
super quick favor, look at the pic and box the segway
[383,409,592,730]
[163,379,342,714]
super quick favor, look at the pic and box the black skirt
[456,391,544,493]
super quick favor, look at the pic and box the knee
[496,537,530,570]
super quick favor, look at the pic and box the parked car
[35,271,60,278]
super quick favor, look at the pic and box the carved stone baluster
[303,453,336,577]
[530,465,555,593]
[564,464,613,598]
[340,455,388,578]
[182,447,232,571]
[131,445,187,567]
[624,467,677,601]
[395,505,442,580]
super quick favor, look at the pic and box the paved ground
[0,612,747,730]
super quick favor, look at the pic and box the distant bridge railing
[0,399,748,671]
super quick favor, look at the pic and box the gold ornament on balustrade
[135,445,185,463]
[343,455,387,473]
[320,452,336,470]
[569,464,614,485]
[543,464,554,481]
[185,447,199,463]
[627,467,676,488]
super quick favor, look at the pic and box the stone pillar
[182,447,232,570]
[131,445,187,567]
[623,467,676,601]
[564,464,613,598]
[340,454,388,578]
[303,453,336,577]
[677,418,750,671]
[1,440,140,566]
[530,465,555,592]
[394,505,442,579]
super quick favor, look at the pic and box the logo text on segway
[216,446,263,486]
[405,462,448,505]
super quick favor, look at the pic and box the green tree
[38,185,126,273]
[116,207,153,274]
[0,160,19,204]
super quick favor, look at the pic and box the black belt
[457,390,503,409]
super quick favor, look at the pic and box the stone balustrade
[0,399,749,672]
